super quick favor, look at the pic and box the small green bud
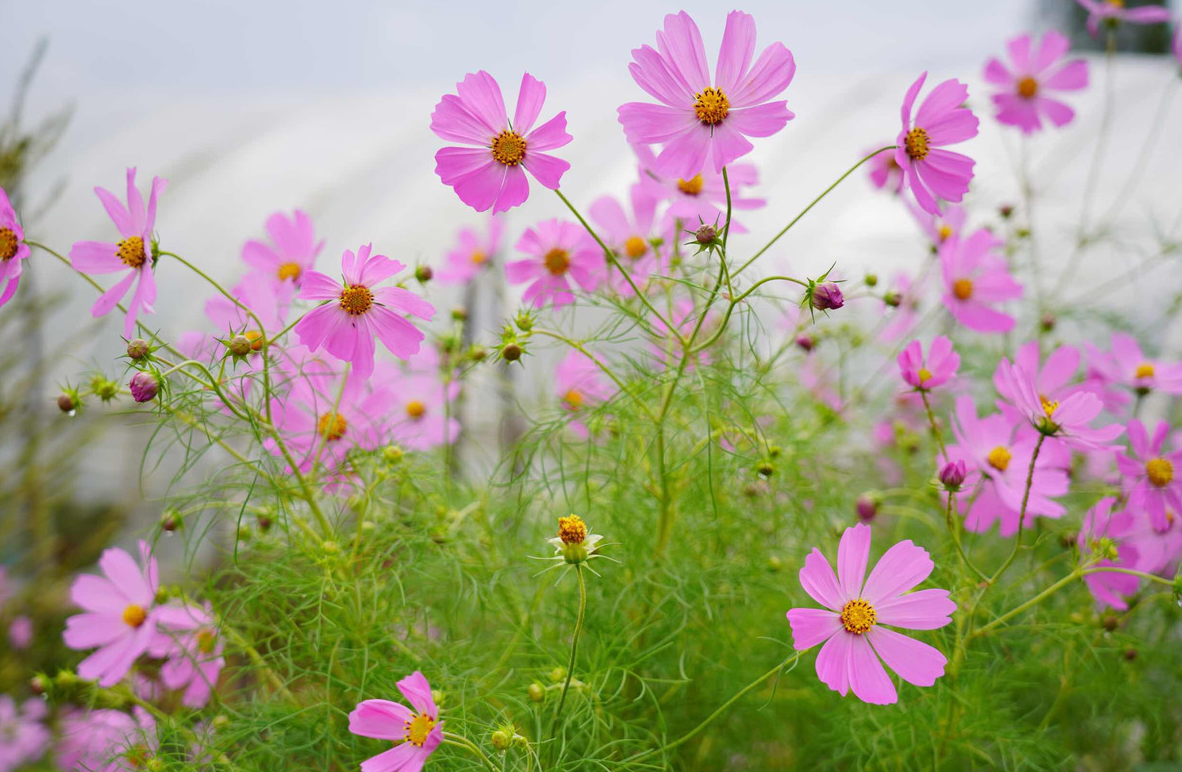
[527,683,545,703]
[55,669,78,687]
[160,510,182,532]
[91,376,119,402]
[58,392,79,413]
[451,306,468,322]
[322,541,340,555]
[229,334,253,358]
[415,265,433,283]
[757,462,775,478]
[863,273,878,287]
[767,555,784,572]
[211,714,230,730]
[383,445,404,464]
[514,312,534,332]
[30,675,47,695]
[146,759,164,772]
[883,290,902,308]
[491,730,511,751]
[468,345,488,362]
[256,513,273,532]
[549,667,566,684]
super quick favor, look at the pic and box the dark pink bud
[795,335,815,352]
[855,494,878,522]
[129,372,159,403]
[939,459,967,490]
[811,283,844,311]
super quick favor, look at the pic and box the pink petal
[836,523,871,599]
[431,94,495,145]
[867,626,947,687]
[455,71,508,133]
[71,575,128,614]
[370,307,426,360]
[618,102,698,144]
[729,41,795,108]
[522,151,569,191]
[349,699,414,740]
[860,540,933,604]
[814,629,853,696]
[63,613,128,649]
[397,671,438,717]
[786,608,842,650]
[715,10,756,95]
[725,102,793,138]
[799,549,845,611]
[847,635,897,705]
[70,241,123,274]
[493,165,531,214]
[94,186,133,235]
[875,589,956,630]
[658,11,710,92]
[99,547,153,606]
[513,73,546,136]
[524,112,572,152]
[1044,58,1088,90]
[299,270,343,301]
[360,744,421,772]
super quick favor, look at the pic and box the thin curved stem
[988,433,1046,585]
[442,734,498,772]
[552,564,587,735]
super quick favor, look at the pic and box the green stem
[946,493,988,582]
[920,390,948,461]
[988,433,1046,585]
[442,734,498,772]
[552,564,588,735]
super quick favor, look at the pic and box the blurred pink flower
[984,32,1088,134]
[0,695,49,770]
[436,216,504,285]
[897,336,959,391]
[431,72,571,214]
[1174,23,1182,71]
[56,707,156,772]
[996,358,1123,452]
[896,73,978,215]
[590,183,668,295]
[241,210,323,294]
[1075,0,1171,38]
[63,541,160,687]
[69,168,167,337]
[636,144,765,233]
[866,146,904,193]
[993,341,1084,425]
[908,202,966,248]
[1078,497,1142,610]
[556,349,617,438]
[349,671,443,772]
[879,272,924,342]
[938,229,1022,333]
[1117,420,1182,532]
[154,603,225,709]
[786,523,955,705]
[618,11,795,179]
[8,615,32,649]
[0,186,30,308]
[377,349,460,453]
[1086,332,1182,405]
[506,219,602,308]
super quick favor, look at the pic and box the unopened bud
[229,334,253,358]
[939,459,967,491]
[695,224,716,244]
[451,306,468,322]
[58,393,77,413]
[811,282,844,311]
[415,265,433,283]
[160,511,182,532]
[502,343,523,362]
[883,291,902,308]
[527,683,545,703]
[863,273,878,287]
[491,730,511,751]
[129,372,159,403]
[126,339,150,360]
[856,494,879,523]
[998,203,1014,219]
[795,335,815,352]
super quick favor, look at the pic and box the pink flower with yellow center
[152,602,225,709]
[0,185,30,309]
[69,168,167,337]
[896,73,979,216]
[1075,0,1171,38]
[437,216,503,285]
[375,347,460,453]
[939,229,1023,333]
[0,695,49,770]
[241,209,324,294]
[349,671,443,772]
[1086,332,1182,409]
[55,707,156,772]
[635,142,765,233]
[897,336,959,391]
[506,219,603,308]
[996,358,1124,452]
[909,202,966,249]
[555,348,617,439]
[1117,420,1182,532]
[589,183,670,295]
[984,32,1088,134]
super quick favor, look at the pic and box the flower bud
[794,334,815,352]
[383,445,404,464]
[514,311,534,332]
[527,683,545,703]
[91,376,119,403]
[451,306,468,322]
[863,273,878,287]
[160,510,182,532]
[228,334,253,358]
[757,461,775,478]
[1100,614,1119,632]
[129,372,159,403]
[1039,314,1056,333]
[811,282,844,311]
[856,494,878,523]
[883,290,902,308]
[468,345,488,362]
[549,667,566,683]
[767,555,783,572]
[998,203,1014,219]
[57,392,78,413]
[415,265,433,283]
[30,675,47,695]
[502,343,523,362]
[1123,647,1137,661]
[491,730,511,751]
[939,459,967,491]
[257,513,273,532]
[126,339,150,360]
[694,224,716,244]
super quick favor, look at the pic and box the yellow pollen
[557,514,587,545]
[563,389,584,409]
[1106,0,1125,7]
[624,235,648,259]
[1146,458,1174,488]
[491,130,527,166]
[116,236,147,269]
[677,175,704,196]
[987,445,1012,472]
[904,127,931,161]
[277,262,302,281]
[693,87,730,125]
[543,248,570,275]
[122,604,147,628]
[470,250,487,265]
[0,227,18,260]
[1041,398,1059,418]
[339,284,373,316]
[917,367,933,384]
[840,598,877,635]
[244,330,265,352]
[1017,76,1039,99]
[403,713,436,747]
[937,224,953,242]
[952,278,973,300]
[406,400,426,420]
[1135,362,1155,379]
[197,630,217,654]
[318,412,347,441]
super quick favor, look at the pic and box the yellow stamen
[1105,0,1125,7]
[1135,362,1155,380]
[244,330,264,352]
[952,278,973,300]
[987,445,1012,472]
[563,389,584,409]
[403,713,436,747]
[116,236,147,269]
[693,87,730,125]
[470,250,487,265]
[197,630,217,654]
[406,400,426,420]
[277,262,301,281]
[937,224,953,242]
[543,248,570,275]
[557,514,587,545]
[917,367,933,384]
[339,285,374,316]
[624,235,648,259]
[0,227,18,260]
[1147,458,1174,488]
[840,598,876,635]
[122,605,147,628]
[491,130,527,166]
[904,128,931,161]
[318,412,347,441]
[1041,398,1059,418]
[677,175,704,196]
[1017,76,1038,99]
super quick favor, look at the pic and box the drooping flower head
[431,72,572,214]
[437,216,504,285]
[786,523,956,705]
[153,602,225,709]
[1117,420,1182,532]
[69,168,167,337]
[996,358,1123,452]
[896,73,979,215]
[898,336,959,391]
[0,695,50,770]
[349,671,443,772]
[618,11,795,179]
[589,183,669,295]
[63,541,160,687]
[866,145,904,193]
[1075,0,1171,38]
[56,707,157,772]
[0,186,30,309]
[241,210,323,295]
[294,244,434,381]
[984,32,1088,134]
[938,229,1022,333]
[506,219,602,308]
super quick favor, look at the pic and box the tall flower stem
[551,564,588,739]
[988,433,1046,585]
[920,390,948,460]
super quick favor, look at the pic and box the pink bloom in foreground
[1117,420,1182,532]
[1078,497,1142,610]
[506,219,602,308]
[939,229,1022,333]
[0,695,49,770]
[63,541,159,687]
[437,216,503,285]
[994,341,1083,424]
[295,245,434,381]
[786,523,955,705]
[242,209,323,294]
[431,72,571,214]
[1075,0,1171,38]
[0,186,31,308]
[618,11,795,179]
[154,603,225,709]
[898,336,959,391]
[590,183,668,294]
[896,73,979,215]
[867,145,904,193]
[69,168,167,337]
[349,671,443,772]
[996,358,1123,452]
[56,707,156,772]
[984,32,1088,134]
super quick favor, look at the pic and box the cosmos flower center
[1017,77,1039,99]
[917,367,933,384]
[624,235,648,259]
[1135,362,1155,379]
[117,236,147,269]
[470,250,487,265]
[543,248,570,275]
[122,604,148,628]
[557,514,587,544]
[1105,0,1125,7]
[904,128,931,161]
[563,388,584,409]
[339,284,374,316]
[1146,458,1174,488]
[277,262,302,281]
[937,224,953,242]
[404,713,436,747]
[952,278,973,300]
[0,228,18,260]
[693,87,730,125]
[491,130,527,166]
[406,400,426,420]
[987,445,1012,472]
[840,598,876,635]
[677,175,704,196]
[197,629,217,654]
[1041,398,1059,418]
[318,412,347,441]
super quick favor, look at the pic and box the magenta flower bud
[795,335,815,352]
[694,224,716,244]
[939,459,967,490]
[855,494,878,522]
[811,282,844,311]
[129,371,159,403]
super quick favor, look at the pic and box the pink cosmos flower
[879,272,924,342]
[0,186,30,308]
[939,229,1022,333]
[431,72,571,214]
[589,183,669,295]
[376,348,460,453]
[984,32,1088,134]
[436,216,504,285]
[0,695,49,770]
[295,244,434,381]
[897,336,959,391]
[56,707,156,772]
[555,349,617,439]
[1117,420,1182,532]
[349,671,443,772]
[506,219,602,308]
[242,210,323,294]
[866,146,904,193]
[8,615,32,649]
[637,152,765,233]
[896,73,979,215]
[1078,497,1142,610]
[153,603,225,709]
[993,341,1087,429]
[1086,332,1182,405]
[908,202,966,248]
[619,11,795,180]
[63,541,160,687]
[786,523,955,705]
[996,358,1123,452]
[1075,0,1171,38]
[69,169,167,337]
